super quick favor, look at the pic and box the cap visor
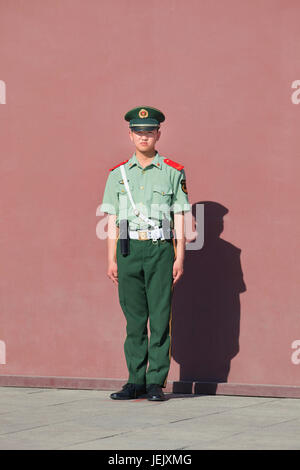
[130,126,158,132]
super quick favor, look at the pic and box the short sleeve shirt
[100,151,191,230]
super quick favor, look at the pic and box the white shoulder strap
[120,164,137,211]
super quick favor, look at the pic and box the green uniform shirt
[100,151,191,230]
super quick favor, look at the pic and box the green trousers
[116,237,175,388]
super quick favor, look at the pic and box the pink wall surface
[0,0,299,392]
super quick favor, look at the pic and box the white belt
[129,227,172,241]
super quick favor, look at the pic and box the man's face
[129,129,160,153]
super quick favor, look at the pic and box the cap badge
[139,108,149,119]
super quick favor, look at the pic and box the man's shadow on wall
[171,201,246,391]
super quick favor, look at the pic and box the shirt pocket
[152,185,173,207]
[117,182,134,196]
[117,183,135,220]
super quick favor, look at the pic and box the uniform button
[162,191,165,195]
[140,186,144,190]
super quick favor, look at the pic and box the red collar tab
[164,158,184,171]
[109,159,129,172]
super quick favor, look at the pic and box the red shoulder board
[109,159,129,172]
[163,158,184,171]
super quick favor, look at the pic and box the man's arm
[172,212,185,285]
[170,167,191,286]
[99,170,120,285]
[107,214,119,285]
[173,212,186,261]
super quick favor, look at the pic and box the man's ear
[156,129,161,141]
[129,129,134,142]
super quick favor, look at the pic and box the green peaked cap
[124,106,165,131]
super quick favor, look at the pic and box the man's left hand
[172,259,184,286]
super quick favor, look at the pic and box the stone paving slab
[0,387,299,450]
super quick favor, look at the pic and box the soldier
[100,106,191,401]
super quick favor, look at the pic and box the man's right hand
[107,260,118,285]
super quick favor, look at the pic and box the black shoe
[110,383,146,400]
[146,384,166,401]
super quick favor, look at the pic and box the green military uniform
[100,106,191,390]
[100,152,190,232]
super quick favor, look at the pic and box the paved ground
[0,386,299,450]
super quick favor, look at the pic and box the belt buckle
[138,230,148,241]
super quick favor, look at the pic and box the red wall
[0,0,299,390]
